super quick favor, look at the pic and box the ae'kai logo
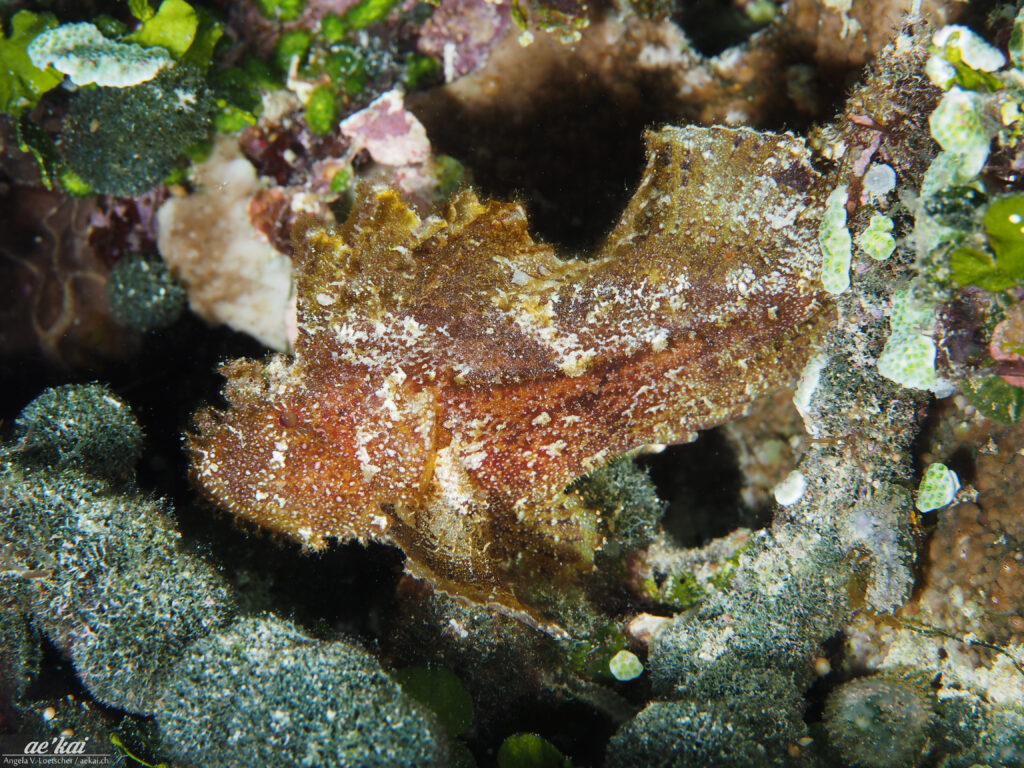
[23,736,89,755]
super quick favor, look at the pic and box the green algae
[497,734,572,768]
[0,10,61,115]
[393,667,474,737]
[962,375,1024,424]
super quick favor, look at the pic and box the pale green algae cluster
[923,23,1010,188]
[813,14,1024,396]
[915,461,960,513]
[874,14,1024,394]
[28,22,172,87]
[818,184,852,295]
[818,186,895,294]
[817,182,895,293]
[929,86,991,174]
[876,287,941,391]
[608,650,644,681]
[858,214,896,262]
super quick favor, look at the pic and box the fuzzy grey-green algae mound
[156,615,448,767]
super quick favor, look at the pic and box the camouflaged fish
[189,125,833,625]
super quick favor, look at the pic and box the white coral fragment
[157,137,294,351]
[774,470,806,507]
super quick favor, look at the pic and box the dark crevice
[20,635,92,707]
[908,398,943,479]
[675,0,773,56]
[408,20,684,255]
[412,79,677,255]
[801,630,846,725]
[639,428,766,548]
[906,400,976,601]
[942,443,976,488]
[409,9,867,254]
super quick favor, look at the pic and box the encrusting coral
[189,123,833,626]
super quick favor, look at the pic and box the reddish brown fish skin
[189,125,833,620]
